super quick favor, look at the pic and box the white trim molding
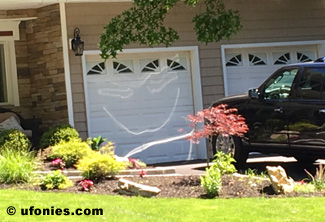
[0,40,20,106]
[60,2,75,126]
[0,17,37,106]
[221,40,325,96]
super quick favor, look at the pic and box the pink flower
[51,158,62,166]
[79,179,94,191]
[139,170,147,178]
[51,158,65,169]
[128,158,139,169]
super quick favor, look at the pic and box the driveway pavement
[157,155,325,178]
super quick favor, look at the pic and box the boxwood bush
[49,139,93,168]
[76,151,126,181]
[0,129,31,153]
[40,124,79,148]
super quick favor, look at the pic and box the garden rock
[266,166,294,194]
[118,178,161,197]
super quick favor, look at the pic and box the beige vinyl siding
[66,0,325,138]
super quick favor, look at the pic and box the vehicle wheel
[211,134,248,170]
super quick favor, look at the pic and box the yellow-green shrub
[49,139,92,168]
[0,129,31,153]
[76,152,126,180]
[40,170,73,190]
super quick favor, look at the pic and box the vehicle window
[295,67,325,100]
[264,68,298,99]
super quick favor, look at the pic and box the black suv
[210,59,325,167]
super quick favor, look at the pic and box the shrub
[185,104,248,144]
[40,170,73,190]
[200,167,222,197]
[212,151,237,175]
[200,151,236,197]
[40,124,79,148]
[76,152,126,181]
[294,182,315,193]
[0,129,31,153]
[0,149,37,184]
[49,139,93,168]
[98,140,115,155]
[305,164,325,191]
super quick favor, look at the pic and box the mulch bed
[1,174,324,198]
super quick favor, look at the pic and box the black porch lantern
[71,27,84,56]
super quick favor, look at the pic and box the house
[0,0,324,163]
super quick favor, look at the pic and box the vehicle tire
[211,134,248,170]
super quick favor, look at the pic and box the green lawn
[0,190,324,222]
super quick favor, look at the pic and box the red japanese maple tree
[186,104,249,143]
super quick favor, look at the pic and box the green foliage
[293,183,315,193]
[40,124,80,148]
[88,135,107,151]
[0,149,37,184]
[193,0,242,44]
[184,0,199,7]
[0,129,31,153]
[99,140,115,155]
[49,139,93,168]
[40,170,73,190]
[76,151,126,181]
[245,168,268,179]
[100,0,179,59]
[212,151,237,175]
[200,166,222,197]
[99,0,242,59]
[305,164,325,191]
[200,151,236,197]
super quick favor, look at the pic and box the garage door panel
[85,52,197,163]
[226,45,318,96]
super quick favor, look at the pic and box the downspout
[59,2,74,126]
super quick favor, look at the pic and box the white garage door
[84,51,198,164]
[225,45,318,96]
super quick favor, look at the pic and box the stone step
[34,167,176,178]
[68,176,83,181]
